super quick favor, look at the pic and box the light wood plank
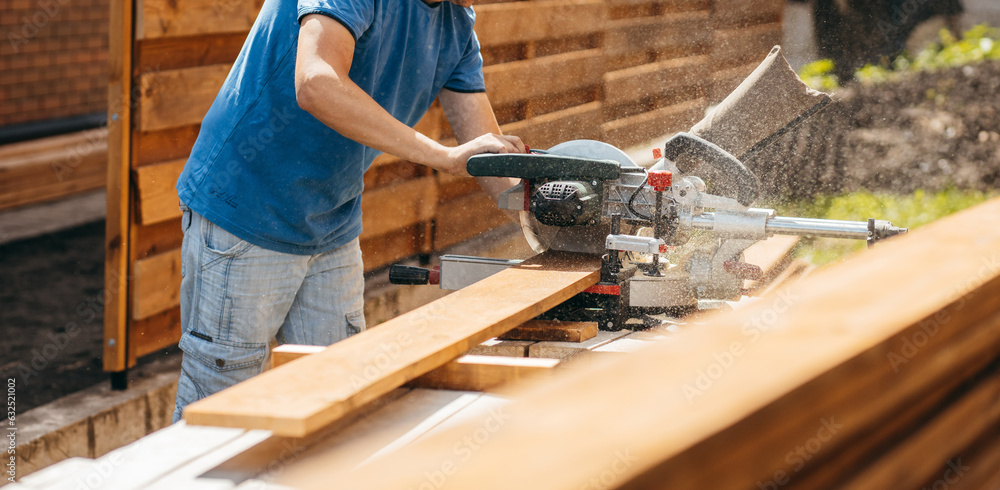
[139,64,231,132]
[741,234,799,292]
[135,158,185,225]
[0,133,107,211]
[602,98,705,148]
[604,11,711,58]
[184,251,601,437]
[273,346,557,392]
[484,50,603,106]
[272,344,326,368]
[131,249,182,321]
[501,101,604,149]
[467,338,535,358]
[603,55,708,107]
[325,197,1000,489]
[139,0,263,39]
[475,0,605,47]
[499,320,598,343]
[408,355,559,392]
[104,0,134,372]
[527,330,630,361]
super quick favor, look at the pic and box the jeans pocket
[179,332,267,372]
[346,309,366,337]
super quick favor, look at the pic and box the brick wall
[0,0,109,127]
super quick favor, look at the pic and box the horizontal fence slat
[485,49,603,106]
[134,158,185,225]
[603,55,708,107]
[711,23,783,71]
[139,0,263,39]
[140,64,230,132]
[501,101,604,149]
[137,32,248,71]
[602,98,705,148]
[604,11,711,58]
[131,248,182,321]
[476,0,605,46]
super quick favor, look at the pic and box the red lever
[647,170,673,192]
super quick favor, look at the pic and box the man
[172,0,521,421]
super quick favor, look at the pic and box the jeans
[172,206,366,422]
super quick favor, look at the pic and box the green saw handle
[467,153,621,181]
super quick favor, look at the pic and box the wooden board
[139,64,231,132]
[475,0,605,47]
[484,50,603,107]
[273,347,558,392]
[499,320,598,343]
[604,12,712,59]
[138,0,263,39]
[500,101,604,149]
[131,249,182,320]
[602,98,705,148]
[527,330,631,361]
[408,355,560,392]
[467,339,535,358]
[104,0,134,372]
[134,158,185,225]
[323,197,1000,489]
[184,251,601,437]
[0,131,108,211]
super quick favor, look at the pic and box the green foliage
[799,59,839,91]
[798,24,1000,89]
[774,188,996,266]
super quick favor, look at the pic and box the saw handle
[388,265,439,285]
[662,132,760,207]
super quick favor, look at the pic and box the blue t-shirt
[176,0,485,255]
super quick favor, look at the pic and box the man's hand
[443,133,524,177]
[439,89,524,199]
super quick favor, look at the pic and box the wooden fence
[102,0,784,375]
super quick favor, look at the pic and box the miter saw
[388,46,908,330]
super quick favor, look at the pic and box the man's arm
[295,14,521,176]
[438,88,522,199]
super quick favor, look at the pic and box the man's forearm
[295,15,450,169]
[296,70,448,166]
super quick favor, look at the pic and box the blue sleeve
[443,30,487,93]
[297,0,374,40]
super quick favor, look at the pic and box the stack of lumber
[11,233,817,489]
[0,130,107,212]
[19,197,1000,488]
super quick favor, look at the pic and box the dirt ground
[1,221,109,411]
[752,60,1000,200]
[0,221,178,412]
